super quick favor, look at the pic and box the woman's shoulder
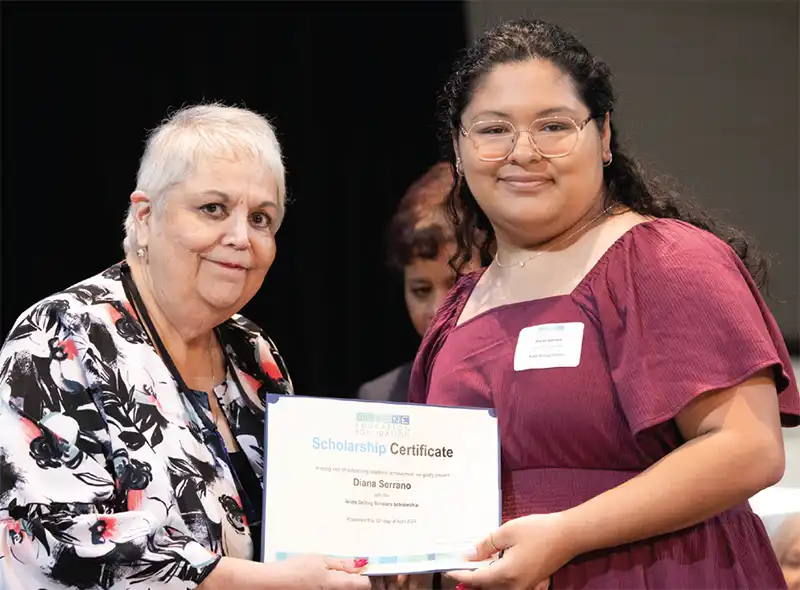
[218,314,294,395]
[407,269,484,405]
[616,217,738,266]
[437,268,485,322]
[582,217,745,295]
[221,314,283,354]
[222,313,270,340]
[4,263,129,341]
[572,216,768,338]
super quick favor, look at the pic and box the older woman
[357,162,480,403]
[408,19,800,589]
[0,104,370,590]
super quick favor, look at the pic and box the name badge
[514,322,584,371]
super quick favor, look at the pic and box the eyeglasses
[459,115,594,161]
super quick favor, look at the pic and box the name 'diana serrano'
[353,478,412,490]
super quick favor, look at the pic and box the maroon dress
[408,219,800,589]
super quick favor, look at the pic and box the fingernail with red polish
[353,557,368,568]
[455,585,466,590]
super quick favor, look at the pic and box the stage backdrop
[0,1,469,398]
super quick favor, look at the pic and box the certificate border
[260,394,502,568]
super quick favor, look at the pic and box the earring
[455,157,464,176]
[136,247,146,258]
[603,153,613,168]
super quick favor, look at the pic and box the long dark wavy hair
[439,19,769,287]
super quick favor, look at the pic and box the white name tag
[514,322,584,371]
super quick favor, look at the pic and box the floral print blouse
[0,262,294,589]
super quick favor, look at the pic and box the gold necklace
[494,206,612,269]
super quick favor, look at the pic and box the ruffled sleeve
[582,219,799,437]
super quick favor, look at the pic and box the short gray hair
[122,103,286,253]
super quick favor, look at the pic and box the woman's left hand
[445,512,576,590]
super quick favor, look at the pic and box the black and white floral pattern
[0,263,293,589]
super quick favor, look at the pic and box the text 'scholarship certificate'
[261,394,501,576]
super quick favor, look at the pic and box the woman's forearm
[560,429,784,557]
[199,557,302,590]
[200,557,252,590]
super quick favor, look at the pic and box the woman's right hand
[275,554,372,589]
[201,555,371,590]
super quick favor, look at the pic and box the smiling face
[457,58,611,247]
[132,155,281,322]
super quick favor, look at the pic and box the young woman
[408,19,800,589]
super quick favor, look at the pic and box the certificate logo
[356,412,410,425]
[354,412,411,438]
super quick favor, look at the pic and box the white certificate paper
[261,395,501,576]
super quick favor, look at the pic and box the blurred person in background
[359,163,481,590]
[408,18,800,590]
[0,104,369,590]
[773,515,800,589]
[357,163,481,403]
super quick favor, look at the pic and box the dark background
[1,1,468,398]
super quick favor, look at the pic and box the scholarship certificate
[261,394,501,575]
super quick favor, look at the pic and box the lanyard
[118,262,262,530]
